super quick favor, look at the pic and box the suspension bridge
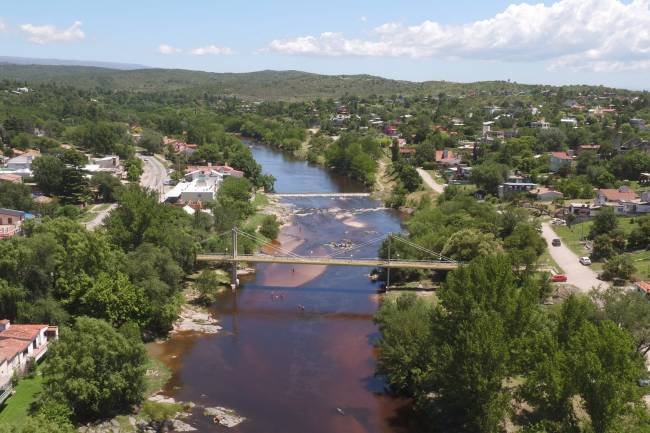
[196,228,459,288]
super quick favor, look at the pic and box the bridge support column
[386,233,391,291]
[231,228,239,290]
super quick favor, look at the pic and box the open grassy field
[0,373,43,426]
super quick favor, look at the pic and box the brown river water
[149,143,418,432]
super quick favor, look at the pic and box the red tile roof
[0,338,29,363]
[0,324,47,341]
[551,152,572,160]
[636,281,650,294]
[598,188,638,202]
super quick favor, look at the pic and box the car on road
[638,378,650,387]
[551,274,568,282]
[551,218,566,225]
[579,256,592,265]
[552,238,561,247]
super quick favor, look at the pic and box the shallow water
[152,143,415,432]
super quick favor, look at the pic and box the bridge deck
[196,254,458,270]
[268,193,371,198]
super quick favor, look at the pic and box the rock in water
[172,419,197,432]
[203,406,246,428]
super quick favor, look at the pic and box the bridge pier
[231,228,239,290]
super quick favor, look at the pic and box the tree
[375,293,435,395]
[0,182,34,211]
[124,157,143,182]
[79,272,146,327]
[42,317,146,422]
[589,207,618,239]
[139,129,164,154]
[565,320,645,433]
[195,269,223,305]
[32,155,66,196]
[470,161,508,195]
[259,214,280,239]
[593,286,650,357]
[602,254,635,281]
[90,172,122,202]
[441,228,502,261]
[431,255,540,433]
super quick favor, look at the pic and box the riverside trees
[375,256,647,433]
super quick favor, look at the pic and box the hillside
[0,63,626,101]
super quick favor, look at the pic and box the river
[149,143,415,433]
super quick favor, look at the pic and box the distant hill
[0,63,626,101]
[0,56,148,71]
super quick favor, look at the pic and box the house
[630,118,646,129]
[185,164,244,180]
[0,320,58,404]
[435,150,461,167]
[0,208,31,240]
[0,173,22,184]
[498,177,538,198]
[531,187,564,201]
[531,120,550,129]
[595,187,638,206]
[549,152,572,172]
[1,154,37,178]
[634,281,650,296]
[577,144,600,154]
[560,117,578,127]
[569,203,594,217]
[165,165,238,205]
[595,187,650,214]
[384,124,398,137]
[84,155,122,176]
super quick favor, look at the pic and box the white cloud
[266,0,650,71]
[189,45,233,55]
[20,20,85,44]
[158,44,182,55]
[360,16,367,23]
[0,19,6,32]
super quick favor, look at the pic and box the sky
[1,0,649,89]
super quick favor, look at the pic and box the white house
[0,320,58,404]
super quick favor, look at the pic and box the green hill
[0,64,626,101]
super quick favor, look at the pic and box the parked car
[551,274,568,282]
[551,218,566,225]
[638,378,650,387]
[579,256,592,265]
[552,238,561,247]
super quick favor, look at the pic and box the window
[7,218,12,225]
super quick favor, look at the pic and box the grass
[144,356,172,397]
[553,217,638,257]
[0,373,43,426]
[553,216,650,279]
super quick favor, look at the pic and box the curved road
[541,222,606,292]
[138,154,169,201]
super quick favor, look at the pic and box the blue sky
[1,0,649,89]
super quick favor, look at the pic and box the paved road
[416,168,445,194]
[138,154,168,200]
[84,203,117,231]
[541,222,606,292]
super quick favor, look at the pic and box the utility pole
[386,233,391,291]
[231,228,238,290]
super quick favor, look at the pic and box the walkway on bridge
[268,192,371,198]
[197,228,458,288]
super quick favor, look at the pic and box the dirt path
[416,168,445,194]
